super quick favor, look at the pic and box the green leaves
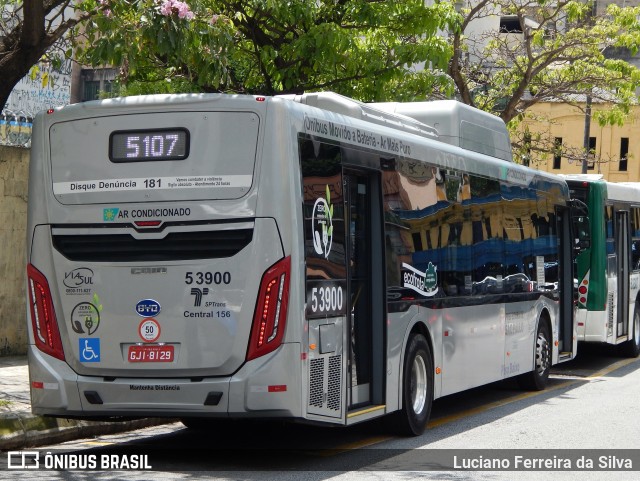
[73,0,458,100]
[92,293,103,312]
[450,0,640,126]
[446,0,640,167]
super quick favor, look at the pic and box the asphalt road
[2,344,639,481]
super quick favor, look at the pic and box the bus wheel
[180,418,224,430]
[391,333,433,436]
[518,320,551,391]
[620,307,640,358]
[181,418,208,430]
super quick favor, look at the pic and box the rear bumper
[576,309,609,343]
[28,342,302,419]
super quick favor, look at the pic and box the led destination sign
[110,128,189,162]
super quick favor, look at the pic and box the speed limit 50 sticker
[138,318,161,343]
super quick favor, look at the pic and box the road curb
[0,414,171,450]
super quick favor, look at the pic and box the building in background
[0,0,115,147]
[457,0,640,180]
[1,61,115,148]
[74,67,117,102]
[1,58,72,148]
[518,100,640,181]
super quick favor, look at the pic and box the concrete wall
[0,146,29,355]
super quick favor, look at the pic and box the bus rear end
[26,95,301,420]
[567,177,608,342]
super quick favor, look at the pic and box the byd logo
[136,299,161,317]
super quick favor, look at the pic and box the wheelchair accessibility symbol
[79,338,100,362]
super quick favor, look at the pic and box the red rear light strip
[27,264,65,361]
[29,279,48,345]
[247,257,291,361]
[267,275,286,343]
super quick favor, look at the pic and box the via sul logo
[103,208,119,221]
[311,185,334,259]
[63,268,94,288]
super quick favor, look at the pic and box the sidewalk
[0,356,168,450]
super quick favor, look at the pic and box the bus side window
[605,205,615,255]
[631,207,640,271]
[632,240,640,271]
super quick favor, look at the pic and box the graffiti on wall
[1,58,72,148]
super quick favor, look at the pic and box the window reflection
[300,137,346,281]
[383,162,560,298]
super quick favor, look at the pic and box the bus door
[616,210,630,339]
[343,170,385,410]
[557,206,575,356]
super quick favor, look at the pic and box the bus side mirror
[572,213,591,253]
[576,238,591,250]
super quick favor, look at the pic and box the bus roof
[371,99,513,162]
[283,92,513,162]
[563,174,640,204]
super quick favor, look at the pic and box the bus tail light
[578,270,590,307]
[247,257,291,361]
[27,264,65,361]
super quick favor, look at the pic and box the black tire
[181,418,207,430]
[620,306,640,358]
[518,320,551,391]
[180,418,223,430]
[391,333,434,436]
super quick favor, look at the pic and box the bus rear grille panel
[309,358,325,408]
[327,355,341,411]
[52,229,253,262]
[608,292,615,334]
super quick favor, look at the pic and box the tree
[75,0,460,101]
[448,0,640,163]
[0,0,98,109]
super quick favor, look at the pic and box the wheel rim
[535,329,551,376]
[634,312,640,347]
[411,354,428,414]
